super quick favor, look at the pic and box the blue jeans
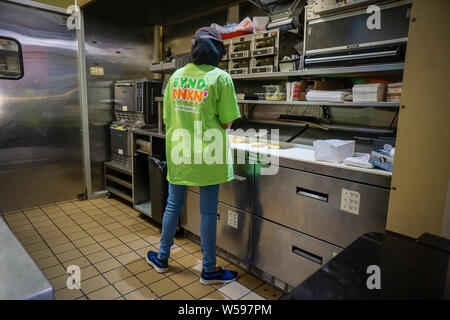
[158,183,220,273]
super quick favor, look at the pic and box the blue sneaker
[146,251,168,273]
[200,267,238,285]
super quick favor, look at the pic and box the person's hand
[221,122,232,129]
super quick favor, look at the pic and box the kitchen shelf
[104,161,132,176]
[152,63,404,84]
[231,63,405,80]
[136,149,151,155]
[156,97,399,108]
[105,174,132,189]
[104,161,133,204]
[135,201,151,217]
[247,119,395,135]
[238,99,400,108]
[149,61,176,73]
[106,186,132,202]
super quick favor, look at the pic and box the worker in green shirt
[147,27,241,284]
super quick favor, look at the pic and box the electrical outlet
[340,188,360,215]
[227,211,238,229]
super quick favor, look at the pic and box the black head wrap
[191,27,225,67]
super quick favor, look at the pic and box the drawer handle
[115,83,133,87]
[296,186,328,202]
[292,245,323,265]
[234,175,247,182]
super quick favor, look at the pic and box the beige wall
[30,0,93,8]
[441,177,450,238]
[31,0,75,8]
[386,0,450,238]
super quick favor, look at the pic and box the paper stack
[386,82,403,102]
[313,139,355,164]
[306,90,352,102]
[344,154,374,169]
[352,83,387,102]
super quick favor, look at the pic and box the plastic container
[253,16,269,33]
[256,93,267,100]
[279,58,301,72]
[263,85,286,101]
[369,149,394,172]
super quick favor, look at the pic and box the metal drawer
[252,216,341,287]
[181,190,252,262]
[255,165,390,248]
[187,162,254,213]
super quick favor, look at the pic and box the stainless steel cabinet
[181,190,252,262]
[187,162,254,213]
[255,165,390,248]
[252,216,341,287]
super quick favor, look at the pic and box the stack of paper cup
[286,82,301,102]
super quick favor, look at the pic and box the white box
[313,139,355,163]
[253,16,269,33]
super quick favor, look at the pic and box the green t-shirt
[163,63,241,186]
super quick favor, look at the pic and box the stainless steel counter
[130,128,392,290]
[0,217,53,300]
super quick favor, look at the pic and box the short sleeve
[217,74,241,124]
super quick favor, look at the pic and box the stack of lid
[352,83,387,102]
[386,83,403,102]
[306,90,352,102]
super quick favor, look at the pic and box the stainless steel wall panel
[87,80,113,192]
[83,12,155,193]
[255,165,390,248]
[0,1,84,212]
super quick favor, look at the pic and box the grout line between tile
[9,197,275,301]
[18,206,90,300]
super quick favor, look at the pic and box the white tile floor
[3,197,284,300]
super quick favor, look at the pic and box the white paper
[313,139,355,163]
